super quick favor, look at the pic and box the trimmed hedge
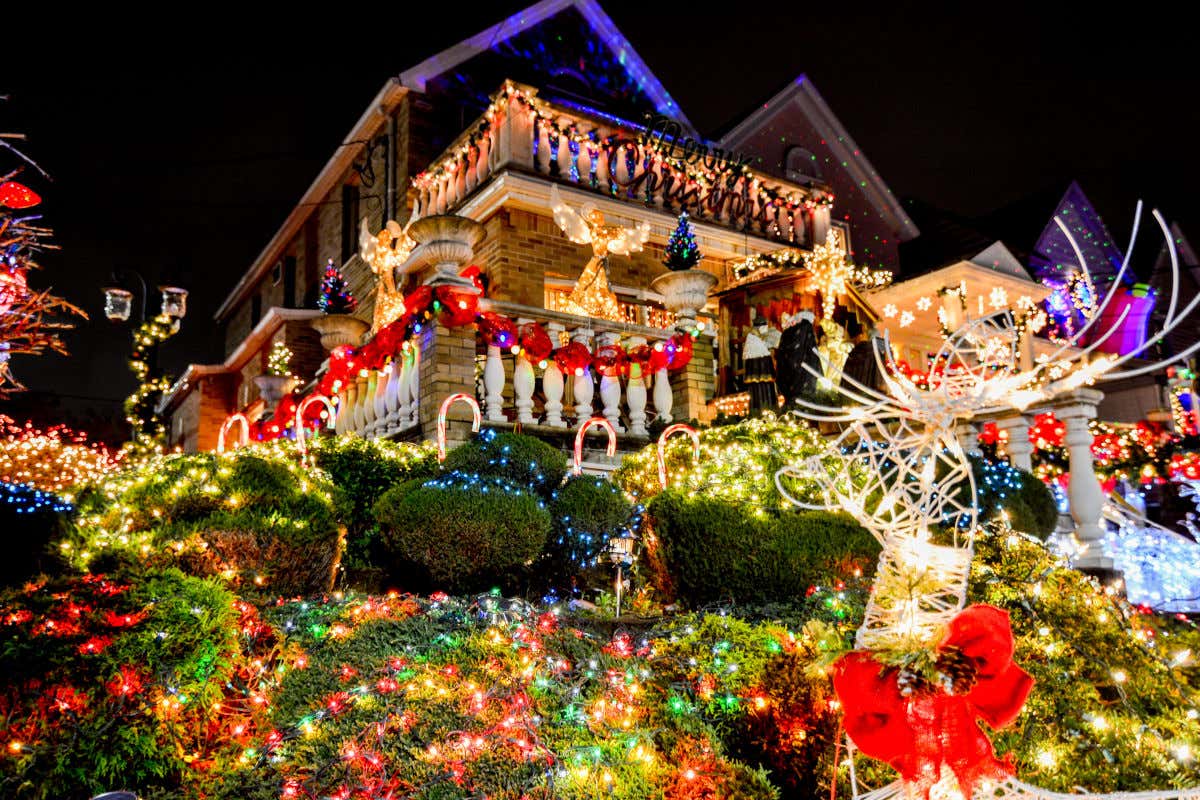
[68,451,344,596]
[441,429,568,494]
[970,456,1059,539]
[547,475,635,573]
[648,491,879,605]
[373,474,551,591]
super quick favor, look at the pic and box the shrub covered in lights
[374,473,552,592]
[970,455,1059,539]
[0,569,280,800]
[441,429,568,493]
[647,491,879,606]
[0,414,118,494]
[0,481,74,587]
[64,449,344,596]
[613,414,832,512]
[546,474,638,577]
[306,435,438,577]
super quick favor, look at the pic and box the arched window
[784,145,823,184]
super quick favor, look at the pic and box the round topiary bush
[0,482,73,587]
[647,490,879,605]
[970,456,1059,539]
[547,475,636,573]
[373,472,551,591]
[441,429,567,495]
[307,435,438,578]
[67,449,343,596]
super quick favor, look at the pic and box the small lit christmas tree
[266,341,294,378]
[318,258,357,314]
[662,212,700,271]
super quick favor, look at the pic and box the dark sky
[2,1,1197,429]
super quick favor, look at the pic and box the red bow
[832,605,1033,799]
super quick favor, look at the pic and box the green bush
[647,491,879,605]
[971,456,1059,539]
[441,429,567,495]
[0,482,73,587]
[308,435,437,572]
[67,450,344,596]
[373,473,551,591]
[547,475,635,573]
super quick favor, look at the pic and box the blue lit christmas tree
[317,258,357,314]
[662,211,700,271]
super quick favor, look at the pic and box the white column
[483,343,506,423]
[407,340,421,426]
[994,414,1033,473]
[954,421,978,455]
[351,374,368,434]
[571,328,595,423]
[596,332,625,433]
[372,369,388,434]
[362,372,379,435]
[625,335,648,437]
[543,324,566,428]
[1056,389,1113,573]
[335,382,353,435]
[653,367,673,423]
[384,358,403,433]
[514,318,536,425]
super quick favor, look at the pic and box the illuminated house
[158,0,916,455]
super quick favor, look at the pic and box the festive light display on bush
[122,312,179,457]
[266,341,295,379]
[317,258,357,315]
[0,414,117,494]
[0,479,73,514]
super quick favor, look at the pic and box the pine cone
[935,645,979,694]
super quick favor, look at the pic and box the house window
[283,256,297,307]
[341,184,360,264]
[251,293,262,326]
[271,261,282,286]
[784,145,823,184]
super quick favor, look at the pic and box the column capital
[1042,387,1104,420]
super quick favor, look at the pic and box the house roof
[399,0,696,136]
[717,75,918,244]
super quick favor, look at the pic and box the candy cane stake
[438,393,482,462]
[217,413,250,453]
[574,416,618,475]
[657,423,700,490]
[295,394,337,457]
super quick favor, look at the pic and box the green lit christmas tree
[663,211,701,271]
[317,258,357,314]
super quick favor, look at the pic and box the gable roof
[400,0,697,136]
[717,75,917,243]
[1029,181,1124,284]
[969,241,1031,280]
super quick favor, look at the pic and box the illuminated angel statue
[549,184,650,322]
[777,204,1200,800]
[359,218,415,331]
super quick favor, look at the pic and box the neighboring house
[159,0,918,453]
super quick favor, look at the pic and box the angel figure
[359,218,415,331]
[549,185,650,322]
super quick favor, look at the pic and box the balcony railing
[330,300,710,443]
[411,82,831,247]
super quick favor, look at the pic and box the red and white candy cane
[438,393,482,462]
[295,394,337,457]
[657,423,700,489]
[573,416,618,475]
[217,412,250,453]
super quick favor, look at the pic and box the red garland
[593,343,628,378]
[477,312,518,349]
[518,322,554,364]
[553,341,593,376]
[832,605,1033,799]
[436,286,479,327]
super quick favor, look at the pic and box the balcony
[328,298,714,453]
[411,82,833,248]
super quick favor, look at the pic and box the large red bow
[832,604,1033,799]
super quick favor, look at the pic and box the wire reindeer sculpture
[776,203,1200,800]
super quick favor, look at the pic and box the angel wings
[550,185,650,258]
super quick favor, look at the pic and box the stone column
[416,323,477,449]
[1053,389,1114,575]
[994,414,1033,473]
[596,331,625,433]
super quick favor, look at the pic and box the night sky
[2,2,1196,434]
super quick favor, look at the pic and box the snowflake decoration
[882,303,898,318]
[916,296,932,312]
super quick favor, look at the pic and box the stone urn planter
[650,269,717,328]
[254,374,297,409]
[311,314,369,351]
[400,214,487,290]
